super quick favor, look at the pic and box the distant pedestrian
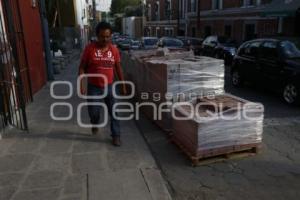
[78,21,127,146]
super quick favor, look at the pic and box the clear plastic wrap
[145,57,225,101]
[122,50,225,102]
[121,49,225,131]
[173,94,264,152]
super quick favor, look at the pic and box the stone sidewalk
[0,51,172,200]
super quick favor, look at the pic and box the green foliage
[124,5,142,17]
[110,0,141,15]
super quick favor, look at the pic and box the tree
[124,5,142,17]
[110,0,141,15]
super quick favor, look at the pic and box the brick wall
[223,0,242,9]
[200,0,212,11]
[261,0,272,5]
[257,19,278,37]
[172,0,179,20]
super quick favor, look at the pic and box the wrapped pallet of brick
[122,50,158,99]
[121,49,225,131]
[140,56,225,131]
[172,94,264,165]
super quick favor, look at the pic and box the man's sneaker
[112,136,121,147]
[91,127,99,135]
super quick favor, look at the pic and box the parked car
[130,40,141,50]
[141,37,159,49]
[231,38,300,105]
[157,37,184,49]
[177,36,203,55]
[118,39,131,50]
[202,35,237,65]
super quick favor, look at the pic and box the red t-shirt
[80,42,120,88]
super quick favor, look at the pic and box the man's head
[95,21,112,46]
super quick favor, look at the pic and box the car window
[261,41,278,60]
[218,36,228,43]
[131,41,140,45]
[244,41,261,57]
[203,37,211,44]
[180,39,189,45]
[280,40,300,59]
[238,42,249,56]
[164,39,183,47]
[144,39,158,46]
[210,36,217,43]
[190,39,202,45]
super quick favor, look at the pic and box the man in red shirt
[78,22,126,146]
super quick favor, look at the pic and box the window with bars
[243,0,255,7]
[154,1,160,21]
[191,0,197,12]
[212,0,223,10]
[165,0,172,20]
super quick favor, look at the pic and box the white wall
[74,0,92,47]
[123,17,135,38]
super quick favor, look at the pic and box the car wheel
[283,83,299,105]
[231,70,243,87]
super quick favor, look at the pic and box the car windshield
[280,40,300,58]
[132,41,140,45]
[218,36,236,46]
[190,39,202,45]
[144,39,158,46]
[123,39,131,44]
[164,39,183,47]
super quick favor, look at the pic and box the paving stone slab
[0,173,24,188]
[89,168,152,200]
[22,170,64,190]
[31,154,70,172]
[0,187,17,200]
[12,188,61,200]
[0,154,35,173]
[63,174,85,196]
[71,152,107,174]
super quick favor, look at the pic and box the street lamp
[141,0,146,37]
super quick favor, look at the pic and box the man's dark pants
[87,83,120,136]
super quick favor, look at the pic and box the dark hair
[95,21,112,35]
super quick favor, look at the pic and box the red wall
[18,0,47,94]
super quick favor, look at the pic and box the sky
[97,0,112,12]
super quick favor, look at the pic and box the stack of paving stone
[122,49,225,131]
[172,94,264,162]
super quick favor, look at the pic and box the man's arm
[78,47,88,95]
[115,62,127,95]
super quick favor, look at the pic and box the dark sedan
[202,35,237,65]
[231,38,300,105]
[177,37,203,55]
[157,37,184,49]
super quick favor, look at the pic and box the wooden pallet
[171,137,262,167]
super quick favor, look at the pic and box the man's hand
[80,84,86,96]
[121,83,127,96]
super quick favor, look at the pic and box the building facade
[0,0,49,130]
[145,0,180,37]
[145,0,300,43]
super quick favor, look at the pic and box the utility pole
[141,0,145,37]
[185,0,188,37]
[177,0,180,36]
[197,0,200,37]
[92,0,97,30]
